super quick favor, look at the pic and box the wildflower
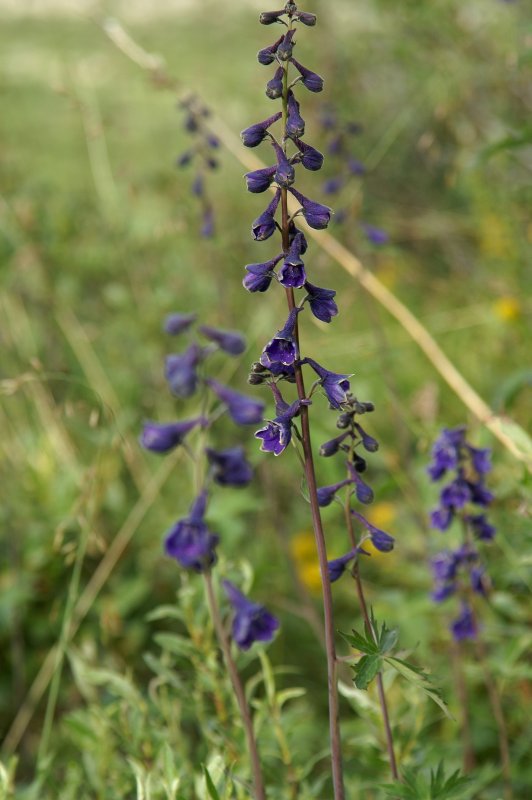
[199,325,246,355]
[266,66,285,99]
[252,190,281,240]
[259,9,286,25]
[241,111,283,147]
[286,91,305,138]
[206,379,265,425]
[165,343,203,398]
[293,137,324,171]
[200,206,215,238]
[302,357,351,408]
[352,510,393,552]
[295,10,317,26]
[245,165,277,193]
[140,417,206,453]
[289,187,332,229]
[163,312,197,335]
[277,29,297,61]
[206,446,253,487]
[243,254,283,292]
[316,478,353,507]
[260,307,301,368]
[362,223,389,245]
[257,36,284,65]
[354,422,379,453]
[467,513,496,541]
[165,491,219,572]
[319,432,350,457]
[255,383,307,456]
[450,604,478,641]
[278,232,307,288]
[304,282,338,323]
[223,580,279,650]
[290,57,324,92]
[272,141,296,187]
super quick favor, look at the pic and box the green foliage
[381,762,471,800]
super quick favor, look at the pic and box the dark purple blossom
[348,157,365,176]
[198,325,246,355]
[290,57,324,92]
[431,506,454,531]
[266,66,285,100]
[163,312,197,335]
[257,36,284,65]
[286,91,305,138]
[322,177,343,195]
[206,446,253,487]
[354,422,379,453]
[467,513,496,541]
[277,28,296,61]
[319,432,350,457]
[440,478,472,510]
[140,417,206,453]
[278,232,307,288]
[362,223,389,245]
[328,548,360,582]
[200,206,215,238]
[241,111,282,147]
[243,253,283,292]
[165,491,219,572]
[468,446,492,475]
[469,482,494,507]
[289,187,332,229]
[272,141,296,187]
[317,478,353,507]
[259,9,286,25]
[351,511,394,553]
[303,357,351,408]
[451,604,478,641]
[206,379,265,425]
[252,190,281,240]
[293,138,324,171]
[165,343,203,398]
[223,580,279,650]
[295,10,317,26]
[427,427,465,480]
[304,282,338,323]
[245,165,277,193]
[470,566,489,596]
[192,173,204,197]
[260,308,301,368]
[255,383,308,456]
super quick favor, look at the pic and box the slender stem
[203,572,267,800]
[451,640,476,773]
[279,51,345,800]
[345,499,399,780]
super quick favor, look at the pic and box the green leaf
[386,657,451,718]
[342,628,379,655]
[378,623,399,654]
[353,654,383,690]
[202,765,221,800]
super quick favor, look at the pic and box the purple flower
[303,357,351,409]
[348,158,365,176]
[192,173,204,197]
[328,548,360,582]
[276,29,296,61]
[223,580,279,650]
[257,35,283,65]
[165,343,203,398]
[431,551,460,583]
[431,584,456,602]
[206,379,265,425]
[200,206,215,238]
[319,432,349,457]
[163,312,197,335]
[470,566,489,596]
[317,478,353,507]
[440,478,472,510]
[286,91,305,138]
[241,111,282,147]
[290,57,324,92]
[259,9,286,25]
[322,177,343,195]
[140,417,206,453]
[165,492,219,572]
[430,506,454,531]
[469,482,494,507]
[427,427,465,480]
[272,142,296,187]
[468,446,492,475]
[278,232,307,288]
[295,10,317,26]
[352,510,393,551]
[293,138,324,171]
[197,325,246,356]
[206,446,253,487]
[260,308,301,368]
[362,223,388,245]
[304,282,338,323]
[245,165,277,193]
[266,66,285,99]
[243,253,283,292]
[289,187,332,229]
[467,513,496,541]
[450,604,478,641]
[255,384,307,456]
[252,190,281,240]
[176,150,193,168]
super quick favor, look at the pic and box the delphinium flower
[141,314,276,800]
[428,427,496,640]
[240,5,398,791]
[175,94,221,237]
[318,106,388,245]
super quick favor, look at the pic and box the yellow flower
[493,297,521,323]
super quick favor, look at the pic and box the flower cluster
[140,314,277,648]
[318,105,388,244]
[428,427,496,641]
[176,95,221,237]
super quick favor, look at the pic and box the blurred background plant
[0,0,530,797]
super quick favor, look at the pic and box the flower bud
[266,67,284,99]
[295,11,317,26]
[259,9,285,25]
[277,29,296,61]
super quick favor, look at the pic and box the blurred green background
[1,0,530,797]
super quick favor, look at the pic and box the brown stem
[451,640,476,773]
[203,572,266,800]
[345,501,399,780]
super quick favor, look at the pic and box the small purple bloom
[328,548,359,583]
[349,468,374,505]
[260,308,301,368]
[470,566,489,596]
[257,35,283,65]
[205,446,253,487]
[223,580,279,650]
[316,478,353,507]
[293,138,324,171]
[245,165,277,193]
[427,427,465,480]
[440,479,471,510]
[176,150,193,168]
[200,206,215,238]
[468,446,492,475]
[304,282,338,323]
[322,176,343,195]
[451,604,478,641]
[295,10,317,26]
[430,506,454,531]
[303,357,351,409]
[467,514,496,541]
[348,157,365,176]
[354,422,379,453]
[255,383,308,456]
[431,583,456,602]
[286,91,305,138]
[252,190,281,240]
[289,187,332,230]
[266,66,285,100]
[241,111,282,147]
[319,432,349,457]
[272,142,295,187]
[165,343,203,398]
[198,325,246,356]
[259,9,286,25]
[192,173,204,197]
[290,57,324,92]
[206,379,265,425]
[243,253,283,293]
[352,511,394,552]
[278,232,307,288]
[277,28,296,61]
[140,417,206,453]
[163,312,197,335]
[207,134,220,149]
[164,491,219,572]
[469,482,494,507]
[431,551,459,583]
[362,223,389,245]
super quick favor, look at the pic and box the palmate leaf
[353,654,383,690]
[342,628,380,656]
[385,657,451,719]
[381,762,471,799]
